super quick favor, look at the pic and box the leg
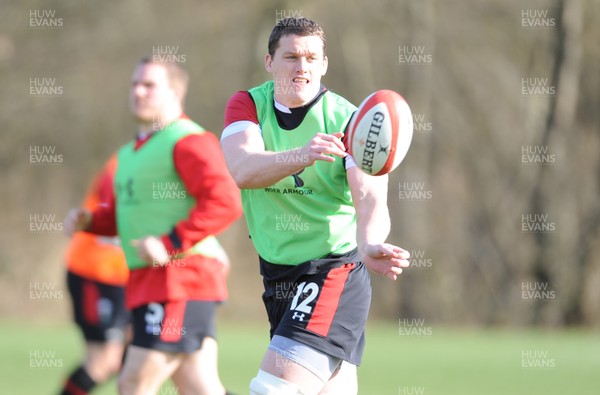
[118,345,181,395]
[252,257,371,394]
[253,349,324,394]
[61,340,125,395]
[170,336,225,395]
[62,272,129,394]
[84,340,126,383]
[319,361,357,395]
[250,336,342,395]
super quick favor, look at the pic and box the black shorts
[130,300,217,354]
[259,249,371,366]
[67,270,130,343]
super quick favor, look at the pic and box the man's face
[266,34,328,108]
[129,63,178,124]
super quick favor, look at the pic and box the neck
[273,85,324,109]
[137,109,182,134]
[274,89,321,109]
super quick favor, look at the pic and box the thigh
[119,345,180,395]
[83,341,126,382]
[320,361,357,395]
[171,337,224,395]
[259,348,327,395]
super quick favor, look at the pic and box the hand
[63,208,92,237]
[299,132,347,165]
[131,236,170,267]
[361,243,410,280]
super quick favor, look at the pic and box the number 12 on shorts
[291,264,355,336]
[289,281,319,318]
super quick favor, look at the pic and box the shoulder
[324,89,357,112]
[227,90,255,108]
[224,91,258,127]
[176,131,219,152]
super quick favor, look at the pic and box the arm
[221,130,346,189]
[219,91,347,189]
[163,132,243,251]
[347,166,410,280]
[133,133,243,265]
[64,158,118,237]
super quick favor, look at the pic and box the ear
[265,53,273,72]
[322,55,328,76]
[169,86,181,102]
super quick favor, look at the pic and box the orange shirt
[65,156,128,286]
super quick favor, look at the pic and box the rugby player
[66,57,241,395]
[61,155,129,395]
[221,16,411,395]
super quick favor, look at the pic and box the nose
[296,57,309,74]
[132,82,145,98]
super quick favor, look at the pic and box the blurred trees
[1,0,598,326]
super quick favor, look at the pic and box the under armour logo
[292,312,305,321]
[118,177,134,199]
[292,169,304,188]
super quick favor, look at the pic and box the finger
[397,248,411,259]
[64,210,80,236]
[387,266,403,280]
[63,221,73,237]
[315,155,337,162]
[312,146,346,161]
[398,258,411,268]
[388,257,411,268]
[317,140,347,157]
[391,266,403,276]
[381,244,411,260]
[73,209,91,232]
[321,147,347,158]
[321,132,347,153]
[372,244,400,258]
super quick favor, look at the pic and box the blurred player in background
[60,155,129,395]
[221,17,411,395]
[65,57,241,395]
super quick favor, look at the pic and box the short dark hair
[268,17,326,57]
[137,56,189,102]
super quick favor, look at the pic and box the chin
[296,92,316,105]
[133,114,153,124]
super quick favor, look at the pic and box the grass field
[1,320,598,394]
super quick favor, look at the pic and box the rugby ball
[345,90,413,176]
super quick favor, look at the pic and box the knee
[117,374,130,395]
[117,367,139,395]
[319,382,357,395]
[91,346,125,382]
[104,354,124,380]
[319,362,357,395]
[249,369,304,395]
[107,347,125,375]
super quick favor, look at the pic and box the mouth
[134,100,148,109]
[292,77,309,85]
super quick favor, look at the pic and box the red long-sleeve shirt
[88,126,242,308]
